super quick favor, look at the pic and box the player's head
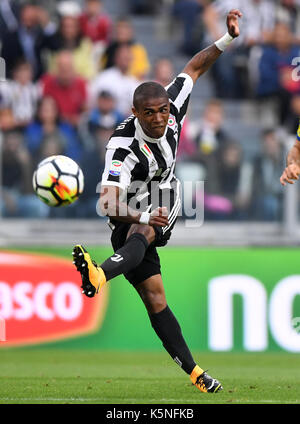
[132,82,170,139]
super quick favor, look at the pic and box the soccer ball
[33,155,84,207]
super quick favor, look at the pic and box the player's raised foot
[190,365,223,393]
[72,244,106,298]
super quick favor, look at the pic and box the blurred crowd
[0,0,298,221]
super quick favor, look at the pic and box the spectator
[90,44,139,115]
[1,2,58,80]
[209,142,251,219]
[41,50,88,126]
[172,0,204,56]
[87,90,124,136]
[197,141,250,220]
[0,61,39,127]
[77,119,117,218]
[153,57,174,87]
[79,89,124,150]
[185,99,251,219]
[1,131,49,218]
[49,10,97,80]
[203,0,275,98]
[256,22,300,125]
[79,0,112,44]
[24,96,82,165]
[34,136,67,170]
[192,99,229,159]
[250,129,285,221]
[176,100,232,217]
[205,0,275,48]
[101,17,150,80]
[275,0,300,41]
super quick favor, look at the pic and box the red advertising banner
[0,251,108,346]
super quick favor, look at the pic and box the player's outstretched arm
[99,185,169,227]
[280,141,300,185]
[183,9,242,83]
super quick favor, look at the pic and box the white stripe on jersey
[106,136,135,150]
[163,200,181,234]
[165,72,194,112]
[162,179,181,234]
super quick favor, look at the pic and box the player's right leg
[72,224,156,297]
[135,274,223,393]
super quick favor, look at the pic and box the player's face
[133,97,170,139]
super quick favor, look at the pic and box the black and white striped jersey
[101,72,193,214]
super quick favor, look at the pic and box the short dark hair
[133,82,169,110]
[98,90,115,99]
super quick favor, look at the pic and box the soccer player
[280,123,300,185]
[73,9,242,393]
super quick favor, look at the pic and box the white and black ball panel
[53,155,80,176]
[35,162,59,187]
[38,155,58,168]
[36,187,60,206]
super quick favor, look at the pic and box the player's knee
[127,224,156,245]
[139,287,167,314]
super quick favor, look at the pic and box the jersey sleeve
[101,143,136,190]
[165,72,194,125]
[297,121,300,141]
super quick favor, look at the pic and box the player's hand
[280,164,300,186]
[226,9,242,38]
[149,207,169,227]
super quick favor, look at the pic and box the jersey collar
[135,118,168,144]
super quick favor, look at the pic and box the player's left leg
[135,274,223,393]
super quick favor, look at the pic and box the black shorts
[109,183,181,286]
[110,221,161,286]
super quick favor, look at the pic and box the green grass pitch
[0,349,299,404]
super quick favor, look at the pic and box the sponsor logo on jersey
[140,142,153,159]
[168,115,176,127]
[109,160,122,176]
[297,125,300,140]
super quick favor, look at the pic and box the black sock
[149,305,196,375]
[100,233,149,281]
